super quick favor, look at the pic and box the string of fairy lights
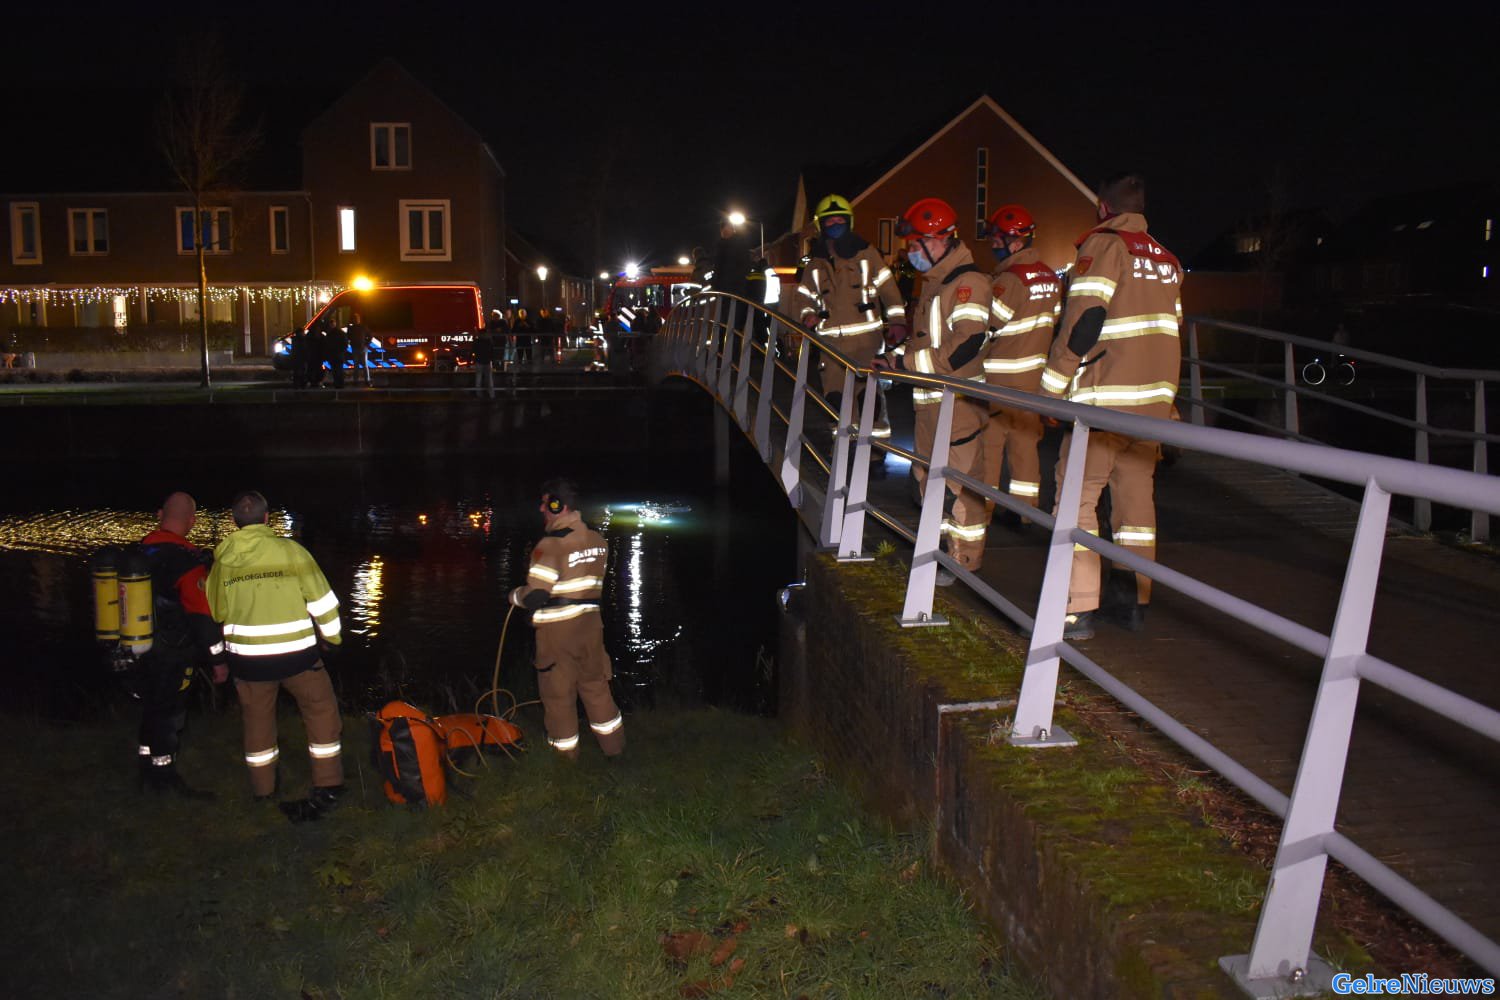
[0,284,343,307]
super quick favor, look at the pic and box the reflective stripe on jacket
[899,243,992,405]
[512,511,609,626]
[984,248,1060,393]
[797,241,905,336]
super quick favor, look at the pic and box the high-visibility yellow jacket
[206,523,341,681]
[796,236,905,337]
[1041,213,1183,421]
[510,510,609,627]
[898,243,993,407]
[984,247,1060,393]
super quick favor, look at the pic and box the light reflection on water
[0,456,794,719]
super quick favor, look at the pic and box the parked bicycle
[1301,354,1357,386]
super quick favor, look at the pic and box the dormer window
[371,123,412,170]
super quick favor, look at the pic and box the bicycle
[1301,354,1356,386]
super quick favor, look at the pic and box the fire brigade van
[272,284,483,371]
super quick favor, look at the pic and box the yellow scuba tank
[90,546,122,645]
[116,545,154,658]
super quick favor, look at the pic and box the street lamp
[727,208,765,261]
[677,255,690,266]
[536,265,549,311]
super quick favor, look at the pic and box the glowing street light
[726,208,764,260]
[677,255,690,266]
[599,271,610,280]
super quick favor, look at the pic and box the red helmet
[896,197,958,240]
[982,204,1036,240]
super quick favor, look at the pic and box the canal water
[0,448,798,721]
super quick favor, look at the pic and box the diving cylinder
[90,546,122,645]
[116,546,154,658]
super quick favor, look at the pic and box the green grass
[0,706,1041,999]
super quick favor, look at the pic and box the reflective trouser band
[549,733,580,751]
[1115,525,1156,545]
[1009,481,1041,497]
[590,714,624,735]
[308,741,342,759]
[1074,528,1100,552]
[245,747,280,767]
[150,754,173,767]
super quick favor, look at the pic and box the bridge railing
[1182,316,1500,542]
[660,290,1500,996]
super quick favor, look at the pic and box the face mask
[990,240,1014,264]
[822,222,849,241]
[907,244,933,272]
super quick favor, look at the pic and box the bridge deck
[786,388,1500,947]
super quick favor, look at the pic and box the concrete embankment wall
[0,385,713,461]
[780,548,1268,998]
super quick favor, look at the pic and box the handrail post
[1009,419,1089,747]
[708,298,728,390]
[754,318,778,463]
[819,365,858,549]
[838,371,879,561]
[779,333,812,506]
[897,388,954,628]
[732,303,755,429]
[693,300,711,377]
[1283,340,1299,436]
[1187,319,1206,426]
[1415,372,1431,532]
[717,299,737,401]
[1222,479,1391,997]
[1474,379,1490,543]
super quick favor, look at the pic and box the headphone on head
[545,495,563,515]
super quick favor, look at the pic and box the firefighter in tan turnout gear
[980,204,1059,521]
[1040,173,1183,640]
[877,197,994,585]
[509,479,625,759]
[796,194,907,438]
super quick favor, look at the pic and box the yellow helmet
[814,194,854,226]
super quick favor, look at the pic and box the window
[9,202,41,265]
[975,148,989,236]
[176,207,232,254]
[69,209,109,255]
[399,199,450,261]
[270,206,290,254]
[338,207,356,252]
[878,218,895,256]
[371,123,412,170]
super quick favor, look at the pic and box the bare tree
[157,32,262,388]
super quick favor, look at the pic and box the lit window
[1485,266,1491,279]
[399,199,450,261]
[1417,220,1434,230]
[176,207,232,254]
[1485,218,1493,242]
[339,207,356,252]
[270,206,289,254]
[878,218,894,256]
[975,147,989,236]
[371,123,412,170]
[9,202,42,264]
[68,208,109,255]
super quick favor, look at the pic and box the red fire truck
[273,283,483,371]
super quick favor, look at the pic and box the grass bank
[0,705,1039,999]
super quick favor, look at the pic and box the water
[0,449,797,720]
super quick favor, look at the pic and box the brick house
[1,58,506,355]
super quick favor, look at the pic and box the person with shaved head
[136,491,229,798]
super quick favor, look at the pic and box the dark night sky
[5,4,1498,269]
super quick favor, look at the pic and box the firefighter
[206,490,346,816]
[135,492,228,798]
[795,195,907,435]
[1039,173,1184,640]
[876,197,993,585]
[509,479,624,760]
[980,204,1059,523]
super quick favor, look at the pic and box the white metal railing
[1183,317,1499,542]
[659,290,1500,997]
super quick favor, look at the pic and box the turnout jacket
[206,523,342,681]
[796,235,906,336]
[1041,213,1183,420]
[984,248,1060,393]
[510,511,608,627]
[896,243,993,405]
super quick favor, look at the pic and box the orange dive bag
[370,700,448,807]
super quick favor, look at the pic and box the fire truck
[272,283,483,372]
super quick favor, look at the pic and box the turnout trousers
[913,395,991,572]
[981,405,1044,513]
[236,665,344,797]
[138,643,195,768]
[1055,430,1161,613]
[817,330,882,399]
[535,614,624,758]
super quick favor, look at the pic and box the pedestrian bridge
[653,290,1500,998]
